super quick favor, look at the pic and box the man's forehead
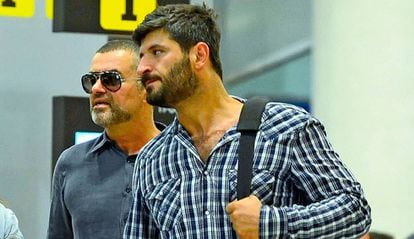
[90,51,131,71]
[140,30,174,47]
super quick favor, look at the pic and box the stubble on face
[143,55,198,108]
[90,96,132,128]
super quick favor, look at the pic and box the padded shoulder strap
[236,96,270,199]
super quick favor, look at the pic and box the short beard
[91,103,131,128]
[145,55,198,108]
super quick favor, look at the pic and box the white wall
[313,1,414,238]
[0,1,106,238]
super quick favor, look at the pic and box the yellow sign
[100,0,156,31]
[0,0,34,17]
[45,0,53,19]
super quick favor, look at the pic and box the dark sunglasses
[81,71,125,94]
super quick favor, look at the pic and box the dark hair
[133,4,223,78]
[97,39,139,54]
[96,39,140,70]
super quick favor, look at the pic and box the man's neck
[175,92,243,138]
[174,92,243,162]
[106,121,160,155]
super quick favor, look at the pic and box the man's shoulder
[60,138,96,157]
[139,123,176,155]
[55,137,100,169]
[260,102,312,136]
[265,101,309,117]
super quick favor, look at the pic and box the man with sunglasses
[47,40,162,239]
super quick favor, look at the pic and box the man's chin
[147,99,168,108]
[146,92,167,107]
[92,113,110,126]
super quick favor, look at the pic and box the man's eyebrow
[145,44,167,52]
[90,69,119,73]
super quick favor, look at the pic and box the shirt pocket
[251,169,275,203]
[228,169,275,202]
[145,177,182,232]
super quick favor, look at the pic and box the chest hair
[192,130,227,162]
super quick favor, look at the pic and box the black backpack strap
[236,96,270,200]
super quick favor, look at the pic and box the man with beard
[47,40,162,239]
[124,4,371,239]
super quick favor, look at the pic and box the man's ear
[190,42,210,70]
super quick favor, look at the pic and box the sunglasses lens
[81,74,97,94]
[101,72,122,92]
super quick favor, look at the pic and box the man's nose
[91,79,106,94]
[137,56,153,76]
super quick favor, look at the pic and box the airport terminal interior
[1,0,413,238]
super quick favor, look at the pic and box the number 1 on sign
[100,0,156,32]
[122,0,136,21]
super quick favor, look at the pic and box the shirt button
[203,171,208,176]
[127,156,136,164]
[204,210,210,216]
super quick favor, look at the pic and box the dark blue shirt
[48,132,140,239]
